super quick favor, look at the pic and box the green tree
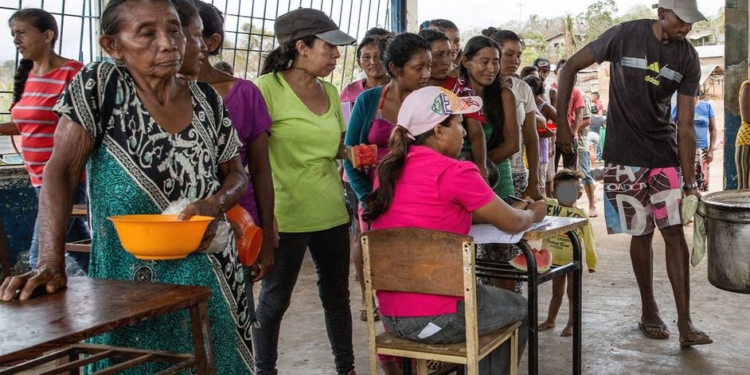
[617,4,653,22]
[577,0,618,46]
[562,14,578,58]
[691,8,725,44]
[520,32,548,68]
[217,23,275,80]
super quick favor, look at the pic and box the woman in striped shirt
[1,8,89,271]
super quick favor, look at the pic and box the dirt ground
[272,99,750,375]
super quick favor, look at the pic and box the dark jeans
[243,266,257,325]
[381,284,528,375]
[29,181,90,272]
[253,224,353,375]
[555,145,578,172]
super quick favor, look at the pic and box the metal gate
[0,0,392,163]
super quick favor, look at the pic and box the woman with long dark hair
[490,30,542,200]
[254,8,358,375]
[458,36,518,198]
[364,86,545,375]
[1,8,89,272]
[344,33,430,201]
[420,19,462,77]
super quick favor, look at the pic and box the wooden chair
[362,228,521,375]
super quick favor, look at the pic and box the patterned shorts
[512,172,528,198]
[603,164,682,236]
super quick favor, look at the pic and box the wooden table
[474,216,587,375]
[66,205,92,253]
[0,277,215,374]
[71,204,88,218]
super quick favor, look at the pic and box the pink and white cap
[397,86,483,140]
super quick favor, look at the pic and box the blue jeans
[253,224,353,375]
[578,150,595,186]
[381,284,528,375]
[29,181,91,272]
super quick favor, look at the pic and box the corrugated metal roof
[695,45,724,58]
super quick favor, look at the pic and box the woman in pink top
[339,29,391,107]
[363,86,546,375]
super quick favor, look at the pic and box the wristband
[683,181,698,191]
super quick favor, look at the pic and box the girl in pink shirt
[363,86,546,375]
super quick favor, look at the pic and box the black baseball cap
[275,8,356,46]
[533,57,551,71]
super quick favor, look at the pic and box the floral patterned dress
[54,61,253,374]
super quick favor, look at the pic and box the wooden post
[390,0,418,33]
[724,0,748,189]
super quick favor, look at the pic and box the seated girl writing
[363,86,546,375]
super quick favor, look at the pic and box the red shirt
[568,88,585,125]
[11,60,83,186]
[442,76,484,123]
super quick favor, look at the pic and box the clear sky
[0,0,727,62]
[418,0,726,33]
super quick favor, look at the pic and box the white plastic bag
[162,198,230,254]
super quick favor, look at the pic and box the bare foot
[561,323,573,337]
[588,207,598,217]
[538,321,555,331]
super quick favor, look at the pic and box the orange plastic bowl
[225,205,264,266]
[108,214,214,260]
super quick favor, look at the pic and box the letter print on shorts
[603,164,682,236]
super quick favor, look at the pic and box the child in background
[538,169,597,336]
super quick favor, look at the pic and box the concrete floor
[271,107,750,374]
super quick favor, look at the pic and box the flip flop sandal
[638,322,670,340]
[680,332,713,347]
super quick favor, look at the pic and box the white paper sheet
[469,217,554,244]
